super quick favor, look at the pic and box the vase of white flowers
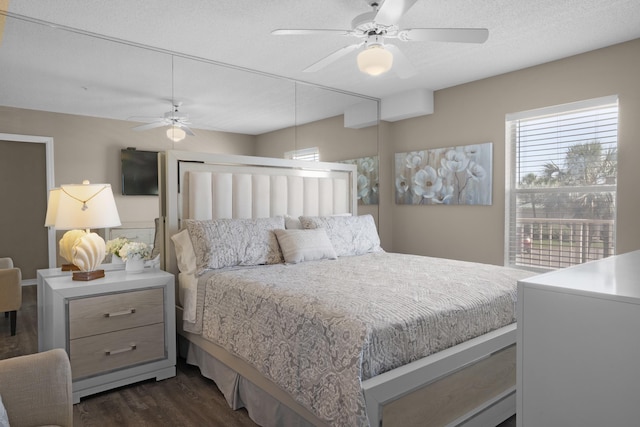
[105,237,129,264]
[118,241,151,274]
[125,257,144,273]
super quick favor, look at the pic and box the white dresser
[517,250,640,427]
[39,268,176,403]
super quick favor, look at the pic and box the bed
[158,150,531,427]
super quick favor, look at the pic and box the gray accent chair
[0,349,73,427]
[0,258,21,336]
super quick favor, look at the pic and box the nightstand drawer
[69,322,165,379]
[69,287,164,339]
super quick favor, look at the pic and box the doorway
[0,134,54,282]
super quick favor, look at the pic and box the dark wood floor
[1,285,516,426]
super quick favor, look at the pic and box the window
[506,96,618,271]
[284,147,320,162]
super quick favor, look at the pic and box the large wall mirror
[0,11,380,275]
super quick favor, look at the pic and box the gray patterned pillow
[274,228,337,264]
[185,217,285,275]
[299,214,382,257]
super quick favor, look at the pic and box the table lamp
[45,188,83,271]
[44,180,121,280]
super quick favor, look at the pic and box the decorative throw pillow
[274,228,337,264]
[299,214,382,257]
[185,216,285,275]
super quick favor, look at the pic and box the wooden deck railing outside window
[514,218,614,270]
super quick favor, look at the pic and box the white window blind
[284,147,320,162]
[505,96,618,271]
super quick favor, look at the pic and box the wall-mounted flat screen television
[121,148,159,196]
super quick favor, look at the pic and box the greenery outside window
[505,96,618,271]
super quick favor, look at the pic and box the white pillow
[185,217,285,275]
[150,217,162,259]
[170,229,197,275]
[274,229,337,264]
[178,272,199,323]
[299,214,382,257]
[171,230,199,322]
[284,214,302,229]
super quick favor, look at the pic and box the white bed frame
[159,150,516,427]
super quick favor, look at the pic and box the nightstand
[36,263,125,352]
[39,268,176,403]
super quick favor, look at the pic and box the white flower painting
[395,143,492,205]
[340,156,379,205]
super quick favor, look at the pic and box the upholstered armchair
[0,258,21,336]
[0,349,73,427]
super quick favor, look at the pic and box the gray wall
[256,38,640,265]
[388,38,640,265]
[0,107,256,227]
[0,107,256,273]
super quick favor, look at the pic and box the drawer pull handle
[104,308,136,318]
[105,344,137,356]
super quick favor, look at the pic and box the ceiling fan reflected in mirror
[272,0,489,77]
[130,102,195,142]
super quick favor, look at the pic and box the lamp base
[72,269,105,281]
[61,263,80,271]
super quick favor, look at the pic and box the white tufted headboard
[159,150,357,277]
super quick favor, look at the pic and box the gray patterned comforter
[185,252,532,426]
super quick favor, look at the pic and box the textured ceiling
[1,0,640,134]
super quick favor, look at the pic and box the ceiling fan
[272,0,488,78]
[130,102,195,142]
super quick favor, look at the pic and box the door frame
[0,133,55,269]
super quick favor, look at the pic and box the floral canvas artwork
[395,143,493,205]
[340,156,379,205]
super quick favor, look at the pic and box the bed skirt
[184,338,318,427]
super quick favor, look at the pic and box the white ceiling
[2,0,640,135]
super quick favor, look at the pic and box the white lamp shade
[167,126,186,142]
[44,187,61,227]
[357,45,393,76]
[48,181,121,230]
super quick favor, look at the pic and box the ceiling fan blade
[375,0,419,25]
[271,29,353,36]
[303,43,363,73]
[132,121,167,131]
[177,124,195,136]
[399,28,489,43]
[385,44,417,78]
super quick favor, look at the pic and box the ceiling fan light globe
[357,45,393,76]
[167,125,186,142]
